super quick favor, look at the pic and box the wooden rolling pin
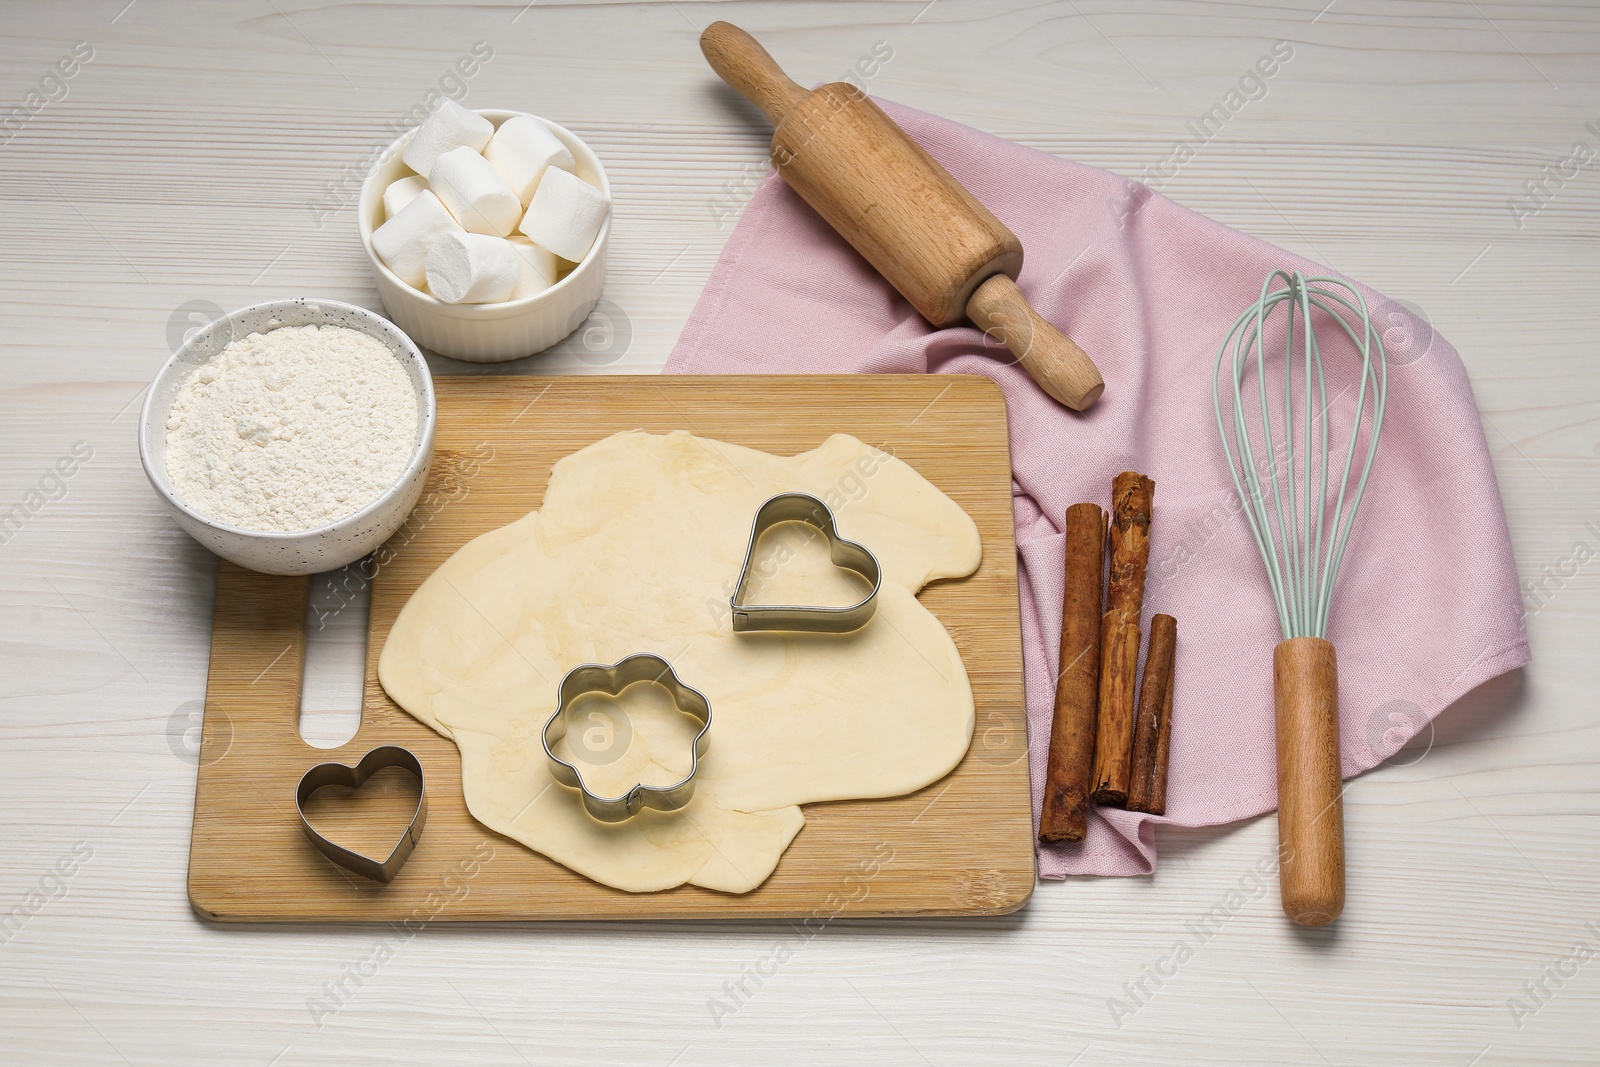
[700,22,1105,411]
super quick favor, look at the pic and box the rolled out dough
[378,431,982,893]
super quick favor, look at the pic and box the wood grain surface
[2,2,1597,1065]
[189,374,1035,922]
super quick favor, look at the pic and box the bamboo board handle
[700,21,809,125]
[1273,636,1345,927]
[966,275,1105,411]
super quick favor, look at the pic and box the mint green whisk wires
[1212,270,1388,641]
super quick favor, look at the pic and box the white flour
[164,324,419,532]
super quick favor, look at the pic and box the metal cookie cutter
[730,492,881,634]
[296,745,428,884]
[542,654,712,823]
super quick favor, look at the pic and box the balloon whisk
[1212,268,1388,927]
[1213,270,1388,640]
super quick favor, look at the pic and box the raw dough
[378,431,981,893]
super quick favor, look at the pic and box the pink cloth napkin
[664,99,1529,877]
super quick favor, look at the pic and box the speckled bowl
[138,298,436,576]
[357,109,611,362]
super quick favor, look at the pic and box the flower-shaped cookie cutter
[541,653,712,823]
[730,492,881,634]
[296,745,428,883]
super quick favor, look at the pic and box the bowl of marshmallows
[359,102,612,362]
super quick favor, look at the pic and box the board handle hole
[298,561,371,749]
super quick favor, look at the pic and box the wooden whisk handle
[966,275,1105,411]
[700,22,809,126]
[1273,636,1346,926]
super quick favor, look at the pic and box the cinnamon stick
[1091,609,1140,806]
[1106,471,1154,618]
[1039,503,1106,844]
[1150,649,1175,816]
[1092,472,1154,808]
[1128,614,1177,815]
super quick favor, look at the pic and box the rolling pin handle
[966,275,1105,411]
[700,21,810,126]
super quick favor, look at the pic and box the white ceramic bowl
[138,298,437,576]
[358,109,611,362]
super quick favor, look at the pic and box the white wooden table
[2,2,1595,1064]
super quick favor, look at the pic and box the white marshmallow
[382,175,428,219]
[507,236,560,299]
[484,115,575,205]
[517,167,609,263]
[401,99,493,178]
[424,231,520,304]
[372,190,462,289]
[429,145,523,237]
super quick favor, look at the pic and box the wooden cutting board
[188,374,1035,921]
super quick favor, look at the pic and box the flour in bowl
[164,324,419,532]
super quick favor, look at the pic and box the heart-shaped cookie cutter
[730,492,881,633]
[296,745,428,883]
[542,653,713,823]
